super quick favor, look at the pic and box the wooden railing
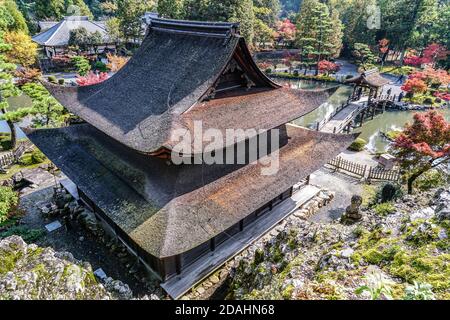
[315,102,348,131]
[327,156,400,182]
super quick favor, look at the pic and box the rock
[210,275,220,284]
[0,236,133,300]
[438,229,448,240]
[341,248,354,258]
[411,207,434,221]
[196,286,205,295]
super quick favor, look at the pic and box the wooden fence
[367,167,401,182]
[0,140,34,169]
[327,156,400,182]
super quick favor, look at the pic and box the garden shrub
[94,61,108,72]
[293,70,299,76]
[373,202,396,216]
[0,133,12,150]
[0,225,45,242]
[374,183,403,204]
[0,186,19,224]
[265,68,272,74]
[345,74,353,79]
[71,56,91,76]
[47,75,57,83]
[348,138,367,151]
[423,97,433,105]
[414,170,446,191]
[58,78,65,85]
[31,149,46,164]
[385,130,401,141]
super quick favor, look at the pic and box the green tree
[296,0,335,74]
[0,0,28,33]
[352,43,376,70]
[329,0,377,51]
[34,0,66,20]
[0,34,31,149]
[71,55,91,75]
[116,0,155,43]
[328,9,343,58]
[69,27,91,52]
[65,0,94,18]
[105,17,122,43]
[21,82,68,127]
[157,0,185,19]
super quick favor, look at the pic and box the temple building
[26,18,356,298]
[32,16,114,59]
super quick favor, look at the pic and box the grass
[0,160,51,180]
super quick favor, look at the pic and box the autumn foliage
[401,78,428,95]
[14,67,42,87]
[404,43,448,66]
[76,71,109,86]
[106,53,129,72]
[393,110,450,193]
[318,60,340,75]
[275,19,296,42]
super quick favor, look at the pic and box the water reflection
[282,78,450,153]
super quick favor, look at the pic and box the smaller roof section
[38,21,59,32]
[345,68,390,87]
[32,16,110,47]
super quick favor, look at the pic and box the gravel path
[308,167,364,223]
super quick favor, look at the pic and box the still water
[0,94,32,139]
[277,79,450,153]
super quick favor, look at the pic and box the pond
[279,78,450,153]
[0,94,33,139]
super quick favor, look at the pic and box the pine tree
[295,0,334,74]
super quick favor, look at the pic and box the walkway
[321,98,368,133]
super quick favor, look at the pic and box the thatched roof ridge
[26,123,357,258]
[42,17,336,155]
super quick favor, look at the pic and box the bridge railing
[315,102,347,131]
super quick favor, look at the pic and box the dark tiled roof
[26,123,357,258]
[32,16,110,46]
[42,17,335,155]
[345,68,390,87]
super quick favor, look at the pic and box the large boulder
[0,236,132,300]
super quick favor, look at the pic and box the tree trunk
[407,166,430,194]
[6,120,17,150]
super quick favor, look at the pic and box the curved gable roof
[43,18,338,155]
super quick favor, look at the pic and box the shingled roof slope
[42,17,339,155]
[26,123,357,258]
[32,16,110,46]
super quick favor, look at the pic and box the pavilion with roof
[32,16,114,59]
[26,17,357,298]
[345,68,390,103]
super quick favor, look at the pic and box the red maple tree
[76,71,109,86]
[401,77,428,96]
[392,110,450,194]
[317,60,340,75]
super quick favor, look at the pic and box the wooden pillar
[175,255,182,275]
[239,220,244,232]
[210,237,216,251]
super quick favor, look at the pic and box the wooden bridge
[316,95,397,134]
